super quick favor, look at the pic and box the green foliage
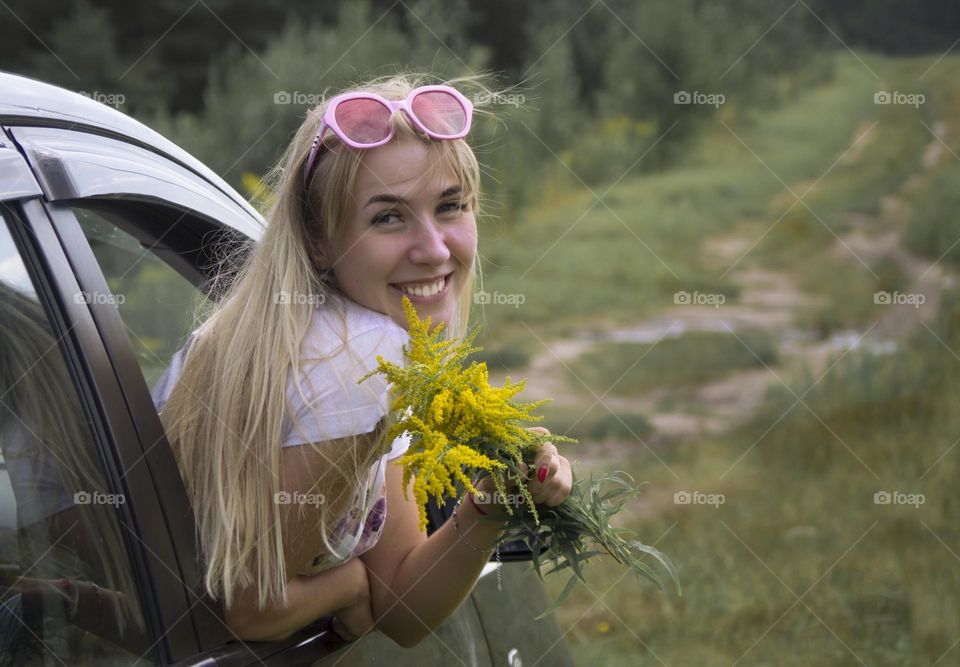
[148,0,486,190]
[501,470,679,620]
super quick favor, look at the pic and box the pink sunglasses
[302,84,474,186]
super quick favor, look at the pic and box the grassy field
[482,52,960,666]
[471,56,939,364]
[566,332,777,396]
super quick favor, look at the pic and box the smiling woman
[154,72,573,648]
[322,143,477,329]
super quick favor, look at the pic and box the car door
[0,141,189,664]
[4,123,500,666]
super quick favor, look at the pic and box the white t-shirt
[150,293,411,574]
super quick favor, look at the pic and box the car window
[70,205,210,390]
[0,211,151,664]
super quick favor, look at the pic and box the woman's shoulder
[306,293,409,362]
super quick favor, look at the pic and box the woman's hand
[330,558,375,642]
[524,426,573,506]
[474,426,573,509]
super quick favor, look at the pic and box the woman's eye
[372,211,401,225]
[438,200,469,215]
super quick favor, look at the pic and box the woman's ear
[304,229,333,272]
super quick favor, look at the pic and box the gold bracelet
[451,496,493,553]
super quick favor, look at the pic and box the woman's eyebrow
[364,185,462,209]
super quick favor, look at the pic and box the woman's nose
[408,214,451,265]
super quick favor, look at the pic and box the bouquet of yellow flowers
[360,297,678,616]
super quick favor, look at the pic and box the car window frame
[2,197,179,663]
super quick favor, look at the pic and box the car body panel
[0,70,263,229]
[0,135,42,200]
[11,126,262,240]
[470,564,576,667]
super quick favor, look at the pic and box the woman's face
[327,136,477,331]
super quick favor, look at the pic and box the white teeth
[398,276,445,297]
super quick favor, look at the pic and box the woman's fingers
[527,439,572,506]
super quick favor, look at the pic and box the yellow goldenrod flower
[359,297,678,615]
[359,296,569,530]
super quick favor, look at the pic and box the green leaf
[533,573,581,621]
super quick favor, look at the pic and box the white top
[151,293,411,574]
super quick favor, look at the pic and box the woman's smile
[389,271,454,304]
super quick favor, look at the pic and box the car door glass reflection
[0,217,150,665]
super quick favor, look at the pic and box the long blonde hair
[160,72,484,610]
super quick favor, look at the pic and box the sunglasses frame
[302,84,474,187]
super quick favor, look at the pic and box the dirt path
[494,118,953,452]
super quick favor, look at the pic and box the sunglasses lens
[335,98,392,145]
[410,91,467,136]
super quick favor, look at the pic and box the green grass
[473,54,933,349]
[545,293,960,665]
[537,403,654,444]
[565,331,777,396]
[475,53,960,355]
[904,162,960,267]
[498,52,960,666]
[746,55,940,331]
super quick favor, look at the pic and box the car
[0,70,576,667]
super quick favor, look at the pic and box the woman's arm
[360,429,571,648]
[224,558,368,642]
[224,437,377,642]
[357,464,499,648]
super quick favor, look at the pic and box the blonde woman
[153,73,573,647]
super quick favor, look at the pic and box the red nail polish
[537,465,548,483]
